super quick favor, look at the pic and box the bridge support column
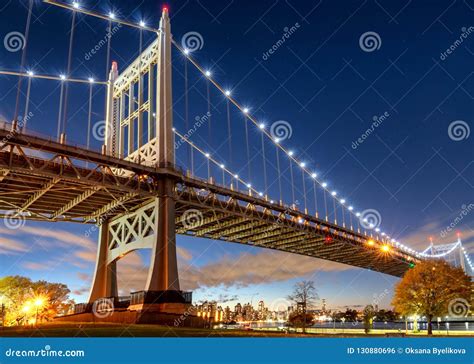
[88,221,118,302]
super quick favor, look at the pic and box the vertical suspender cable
[190,143,194,175]
[226,99,232,166]
[341,205,346,227]
[57,81,65,141]
[323,189,328,222]
[106,20,112,79]
[261,133,267,193]
[13,0,33,129]
[289,159,295,205]
[86,83,93,149]
[301,170,307,212]
[313,180,318,218]
[22,76,32,132]
[333,198,337,225]
[104,19,112,119]
[276,147,282,203]
[61,11,77,137]
[206,79,211,145]
[244,116,251,181]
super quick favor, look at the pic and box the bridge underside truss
[0,131,418,277]
[174,185,412,277]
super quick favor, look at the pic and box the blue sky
[0,0,473,311]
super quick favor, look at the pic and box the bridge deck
[0,129,418,277]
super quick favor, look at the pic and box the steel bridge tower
[88,8,188,314]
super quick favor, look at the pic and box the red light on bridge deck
[324,235,333,243]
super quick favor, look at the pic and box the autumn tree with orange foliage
[392,260,471,335]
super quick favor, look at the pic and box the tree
[363,305,375,333]
[392,260,471,335]
[288,311,315,330]
[0,276,73,326]
[287,281,318,333]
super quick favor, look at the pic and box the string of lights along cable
[3,0,471,273]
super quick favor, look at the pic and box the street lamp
[34,297,45,326]
[22,303,31,325]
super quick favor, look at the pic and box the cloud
[22,261,52,270]
[179,250,354,291]
[75,250,97,263]
[400,219,474,253]
[177,246,192,261]
[109,248,354,294]
[0,236,29,254]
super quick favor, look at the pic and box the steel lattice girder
[0,131,419,276]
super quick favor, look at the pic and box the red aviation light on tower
[162,5,169,13]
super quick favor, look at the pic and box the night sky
[0,0,472,311]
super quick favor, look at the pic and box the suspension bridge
[0,1,471,318]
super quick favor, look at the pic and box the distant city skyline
[0,0,472,310]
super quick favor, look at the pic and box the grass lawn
[1,322,473,337]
